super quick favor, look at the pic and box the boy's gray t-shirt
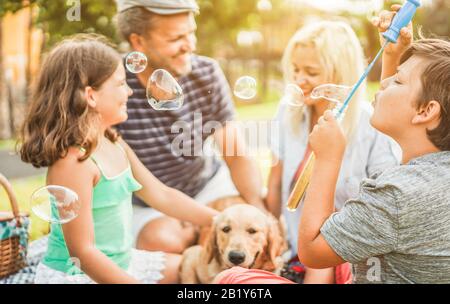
[320,151,450,283]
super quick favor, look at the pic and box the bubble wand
[286,0,421,212]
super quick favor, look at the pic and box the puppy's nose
[228,251,246,265]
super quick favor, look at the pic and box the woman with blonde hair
[265,20,400,283]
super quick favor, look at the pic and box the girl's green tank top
[42,145,142,274]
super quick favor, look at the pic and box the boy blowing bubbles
[298,5,450,283]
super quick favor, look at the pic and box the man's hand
[309,110,346,164]
[372,4,413,57]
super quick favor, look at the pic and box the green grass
[236,98,279,121]
[0,174,49,241]
[0,139,16,151]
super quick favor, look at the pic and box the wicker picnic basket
[0,173,29,278]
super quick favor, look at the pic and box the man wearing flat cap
[115,0,265,255]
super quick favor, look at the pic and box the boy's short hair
[400,38,450,151]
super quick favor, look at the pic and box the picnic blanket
[0,235,47,284]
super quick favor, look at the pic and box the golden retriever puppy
[196,196,247,245]
[180,201,287,284]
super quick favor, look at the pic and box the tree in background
[0,0,119,138]
[197,0,267,55]
[12,0,281,54]
[0,13,8,139]
[0,0,38,138]
[420,0,450,38]
[36,0,119,50]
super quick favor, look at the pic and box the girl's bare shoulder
[48,147,99,183]
[117,137,131,152]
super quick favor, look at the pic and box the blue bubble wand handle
[286,0,421,212]
[337,0,421,117]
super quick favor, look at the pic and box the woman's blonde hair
[20,34,121,168]
[281,20,367,140]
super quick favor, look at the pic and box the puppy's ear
[204,220,219,264]
[264,216,287,271]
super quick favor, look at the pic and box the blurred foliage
[0,0,36,17]
[1,0,448,86]
[196,0,258,55]
[1,0,119,49]
[416,0,450,38]
[36,0,119,49]
[2,0,287,55]
[196,0,285,55]
[2,0,448,55]
[381,0,450,38]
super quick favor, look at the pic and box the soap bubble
[281,84,305,107]
[125,51,147,74]
[234,76,257,100]
[311,84,352,105]
[311,84,353,119]
[366,0,383,24]
[366,8,378,24]
[147,69,184,111]
[30,185,80,224]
